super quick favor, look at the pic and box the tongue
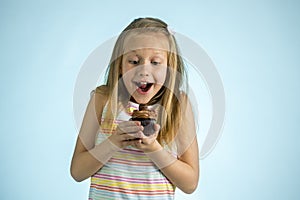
[140,84,147,89]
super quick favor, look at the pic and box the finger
[132,139,143,149]
[122,139,141,148]
[139,124,159,138]
[140,131,158,139]
[117,127,143,136]
[154,123,160,132]
[121,133,140,141]
[117,123,143,134]
[118,121,141,128]
[140,132,158,145]
[116,125,142,135]
[129,131,143,139]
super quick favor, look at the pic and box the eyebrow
[125,49,166,56]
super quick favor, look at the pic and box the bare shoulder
[175,91,197,156]
[179,91,191,110]
[95,85,109,95]
[74,85,109,152]
[92,85,109,99]
[91,85,109,123]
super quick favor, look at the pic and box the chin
[133,97,151,104]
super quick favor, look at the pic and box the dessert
[131,104,157,136]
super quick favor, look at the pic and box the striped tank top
[88,102,176,200]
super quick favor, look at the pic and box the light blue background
[1,0,299,199]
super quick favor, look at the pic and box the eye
[151,61,161,65]
[128,59,139,65]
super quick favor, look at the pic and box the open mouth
[135,81,154,93]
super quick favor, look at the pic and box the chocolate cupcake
[131,105,157,136]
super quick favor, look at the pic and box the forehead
[124,49,166,58]
[123,32,169,54]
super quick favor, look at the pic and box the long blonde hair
[97,17,188,145]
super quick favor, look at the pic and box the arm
[133,95,200,193]
[70,89,109,182]
[165,140,199,194]
[70,87,145,182]
[148,139,199,194]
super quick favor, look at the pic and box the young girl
[71,17,199,199]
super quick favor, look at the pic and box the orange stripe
[90,184,174,195]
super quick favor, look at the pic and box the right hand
[108,121,144,149]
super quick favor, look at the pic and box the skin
[121,33,169,105]
[70,33,199,194]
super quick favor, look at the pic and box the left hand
[132,123,162,152]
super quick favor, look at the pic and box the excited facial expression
[121,33,169,104]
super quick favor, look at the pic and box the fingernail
[136,121,141,126]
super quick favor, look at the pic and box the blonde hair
[97,17,188,145]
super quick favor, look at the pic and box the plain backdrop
[1,0,299,199]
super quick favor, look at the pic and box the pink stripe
[109,158,154,166]
[93,177,168,184]
[94,173,169,183]
[120,148,145,155]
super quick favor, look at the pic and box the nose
[139,71,149,77]
[138,63,150,77]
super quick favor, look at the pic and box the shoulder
[90,85,109,101]
[90,85,109,96]
[95,85,109,95]
[90,85,109,119]
[178,91,189,108]
[179,91,188,100]
[178,91,196,123]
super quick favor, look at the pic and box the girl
[71,17,199,199]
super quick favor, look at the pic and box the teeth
[140,82,147,85]
[135,81,148,86]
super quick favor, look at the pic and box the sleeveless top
[88,101,177,200]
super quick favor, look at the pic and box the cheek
[121,62,128,75]
[154,67,168,85]
[121,66,136,87]
[121,62,132,78]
